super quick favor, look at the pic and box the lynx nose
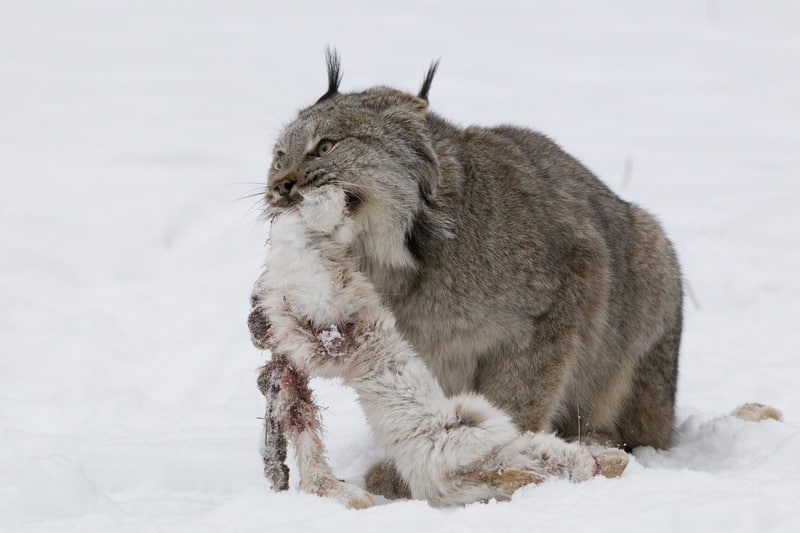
[273,177,296,197]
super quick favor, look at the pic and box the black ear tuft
[418,59,440,101]
[317,46,343,103]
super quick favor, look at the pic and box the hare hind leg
[259,357,375,509]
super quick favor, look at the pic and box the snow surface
[1,1,799,531]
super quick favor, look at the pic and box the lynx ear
[417,60,440,101]
[317,46,342,103]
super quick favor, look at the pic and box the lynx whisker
[236,191,268,202]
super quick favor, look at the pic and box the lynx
[251,50,683,500]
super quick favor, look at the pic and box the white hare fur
[254,186,617,507]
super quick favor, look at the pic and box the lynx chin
[251,49,685,502]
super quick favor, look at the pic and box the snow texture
[1,1,799,531]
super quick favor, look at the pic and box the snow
[1,1,799,531]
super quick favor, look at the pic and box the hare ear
[317,46,342,103]
[417,60,440,101]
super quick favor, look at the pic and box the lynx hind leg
[731,402,783,423]
[617,320,681,449]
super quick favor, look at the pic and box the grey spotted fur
[258,50,682,496]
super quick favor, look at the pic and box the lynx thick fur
[254,51,682,498]
[254,186,627,507]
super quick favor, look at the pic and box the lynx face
[266,89,437,212]
[265,56,448,272]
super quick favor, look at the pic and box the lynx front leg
[474,340,571,434]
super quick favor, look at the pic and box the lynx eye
[273,151,285,171]
[314,139,336,157]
